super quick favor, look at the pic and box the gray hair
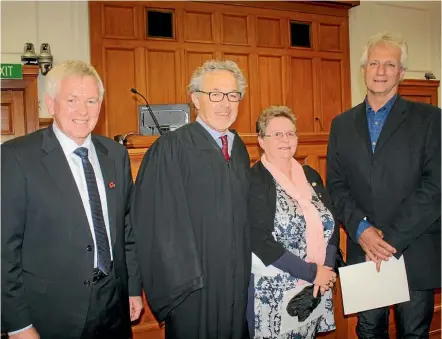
[187,59,247,99]
[45,60,105,101]
[257,105,297,138]
[360,32,408,70]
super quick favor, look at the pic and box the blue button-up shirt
[356,94,397,240]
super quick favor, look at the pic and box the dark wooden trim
[400,79,440,88]
[209,1,359,17]
[125,132,329,149]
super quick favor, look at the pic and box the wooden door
[1,90,26,142]
[1,65,39,142]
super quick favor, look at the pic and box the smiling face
[46,75,101,145]
[258,116,297,161]
[363,43,404,99]
[191,70,240,133]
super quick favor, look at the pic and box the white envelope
[338,255,410,315]
[280,283,327,334]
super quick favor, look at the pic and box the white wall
[0,1,90,117]
[349,1,441,106]
[1,1,441,117]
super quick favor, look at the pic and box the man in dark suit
[327,32,441,339]
[2,60,143,339]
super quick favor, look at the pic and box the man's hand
[9,327,40,339]
[129,296,144,322]
[359,226,396,271]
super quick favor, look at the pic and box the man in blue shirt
[327,32,441,338]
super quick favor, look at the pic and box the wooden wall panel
[318,155,328,183]
[184,50,216,82]
[256,17,283,48]
[258,55,285,110]
[146,49,179,103]
[319,23,341,52]
[289,57,315,133]
[223,52,251,132]
[90,1,354,137]
[103,4,137,39]
[104,48,138,136]
[183,10,215,43]
[221,13,250,46]
[320,59,342,132]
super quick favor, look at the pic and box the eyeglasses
[264,131,298,140]
[196,90,242,102]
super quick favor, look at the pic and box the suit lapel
[354,103,373,158]
[93,137,117,246]
[41,127,91,239]
[374,96,408,156]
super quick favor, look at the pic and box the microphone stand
[130,88,164,135]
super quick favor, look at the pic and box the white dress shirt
[52,123,113,265]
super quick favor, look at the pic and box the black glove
[286,285,321,322]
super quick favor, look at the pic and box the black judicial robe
[131,122,251,339]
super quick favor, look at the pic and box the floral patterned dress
[253,182,336,339]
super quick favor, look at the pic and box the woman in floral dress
[247,106,339,339]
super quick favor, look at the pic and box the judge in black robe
[131,60,251,339]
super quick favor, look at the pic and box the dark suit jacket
[249,161,340,268]
[1,127,142,337]
[326,96,441,290]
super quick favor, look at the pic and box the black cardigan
[249,161,340,267]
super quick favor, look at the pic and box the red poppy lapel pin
[109,181,116,189]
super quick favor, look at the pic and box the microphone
[130,88,164,135]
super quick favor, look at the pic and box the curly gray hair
[187,59,247,99]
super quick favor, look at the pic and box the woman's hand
[313,264,336,296]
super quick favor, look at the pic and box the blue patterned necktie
[74,147,111,274]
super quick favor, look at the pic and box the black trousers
[356,290,435,339]
[81,269,131,339]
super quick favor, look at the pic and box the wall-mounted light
[20,42,53,76]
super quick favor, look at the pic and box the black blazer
[326,96,441,290]
[1,127,142,337]
[249,161,340,268]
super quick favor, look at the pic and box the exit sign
[0,64,23,79]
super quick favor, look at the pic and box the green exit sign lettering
[0,64,23,79]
